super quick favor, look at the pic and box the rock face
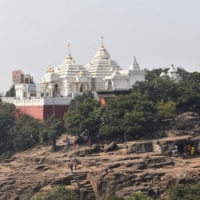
[0,131,200,200]
[104,142,117,152]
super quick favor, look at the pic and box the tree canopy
[64,91,101,136]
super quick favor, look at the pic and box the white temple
[39,36,145,98]
[1,37,147,119]
[9,36,146,101]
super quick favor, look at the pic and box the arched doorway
[107,80,112,90]
[53,84,59,96]
[80,83,84,92]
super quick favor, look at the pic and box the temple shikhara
[4,36,147,120]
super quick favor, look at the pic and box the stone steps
[71,172,96,200]
[79,182,96,200]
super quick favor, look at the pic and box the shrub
[31,185,79,200]
[0,151,12,162]
[167,184,200,200]
[128,192,149,200]
[105,194,124,200]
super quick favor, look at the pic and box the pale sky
[0,0,200,93]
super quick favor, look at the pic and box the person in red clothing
[86,137,92,147]
[73,141,77,149]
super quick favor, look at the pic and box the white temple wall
[95,77,105,91]
[60,79,70,97]
[62,77,75,96]
[114,79,128,90]
[129,73,145,88]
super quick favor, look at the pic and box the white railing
[2,97,72,106]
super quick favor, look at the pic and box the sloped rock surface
[0,133,200,200]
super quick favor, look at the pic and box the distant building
[3,36,145,120]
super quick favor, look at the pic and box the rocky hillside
[0,112,200,200]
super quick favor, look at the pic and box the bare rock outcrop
[104,142,117,152]
[1,131,200,200]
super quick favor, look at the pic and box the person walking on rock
[73,158,78,170]
[68,160,73,174]
[65,137,69,149]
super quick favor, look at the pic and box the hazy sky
[0,0,200,93]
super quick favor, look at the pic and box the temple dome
[94,35,110,60]
[168,64,177,73]
[86,35,121,80]
[94,45,110,60]
[64,53,74,65]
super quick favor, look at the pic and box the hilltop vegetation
[0,68,200,200]
[1,67,200,156]
[64,68,200,138]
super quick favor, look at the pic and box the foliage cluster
[167,184,200,200]
[105,192,150,200]
[106,183,200,199]
[0,102,65,156]
[31,185,79,200]
[63,68,200,140]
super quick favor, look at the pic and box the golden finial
[46,66,50,73]
[67,43,71,54]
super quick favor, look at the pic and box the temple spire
[100,34,104,47]
[129,56,140,70]
[64,43,74,64]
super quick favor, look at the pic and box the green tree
[133,77,179,104]
[5,84,15,97]
[105,195,123,200]
[11,114,42,151]
[145,68,165,82]
[127,192,148,200]
[99,93,157,138]
[156,100,176,121]
[64,91,100,136]
[40,115,65,151]
[31,185,79,200]
[176,71,199,114]
[0,102,17,153]
[167,184,200,200]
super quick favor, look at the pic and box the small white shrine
[160,64,181,82]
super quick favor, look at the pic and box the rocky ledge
[0,132,200,200]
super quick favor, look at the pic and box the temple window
[80,84,84,92]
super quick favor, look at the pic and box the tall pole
[53,92,55,116]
